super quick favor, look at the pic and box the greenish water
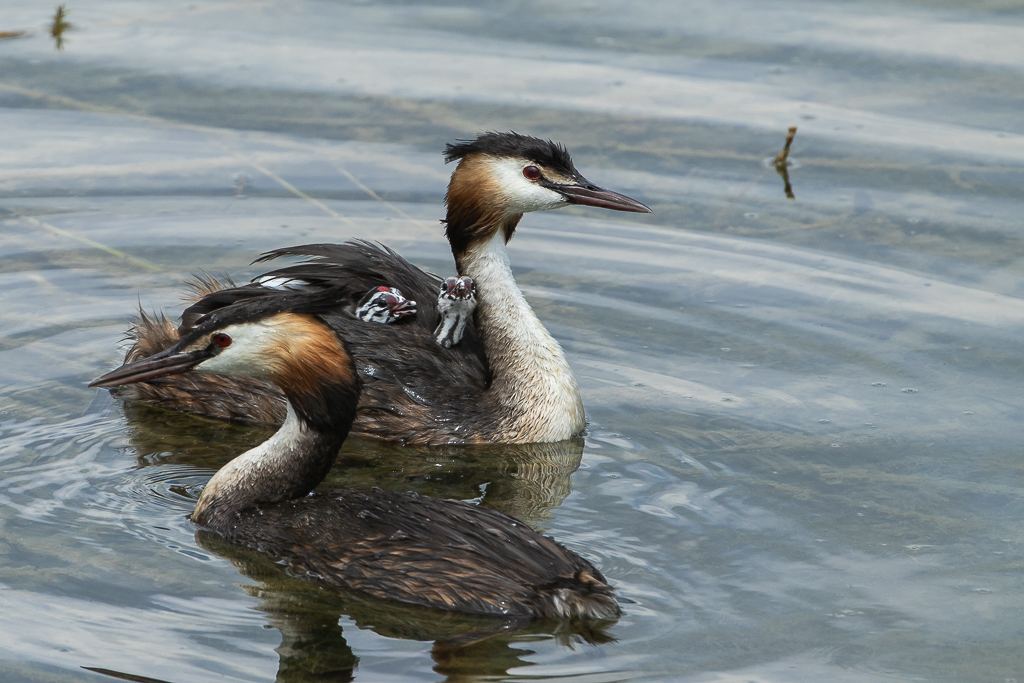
[2,1,1024,681]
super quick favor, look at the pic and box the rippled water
[3,1,1024,681]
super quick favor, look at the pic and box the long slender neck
[192,355,360,531]
[193,402,344,530]
[454,224,585,442]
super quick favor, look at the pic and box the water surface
[2,1,1024,681]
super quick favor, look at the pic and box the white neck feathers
[460,229,585,442]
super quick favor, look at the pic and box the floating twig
[773,126,797,200]
[0,30,28,40]
[51,4,73,51]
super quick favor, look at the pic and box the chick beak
[388,298,417,318]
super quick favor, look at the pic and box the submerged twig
[773,126,798,200]
[51,4,73,51]
[0,30,27,40]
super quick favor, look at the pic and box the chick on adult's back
[116,132,651,445]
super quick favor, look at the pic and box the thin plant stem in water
[51,4,72,51]
[773,126,798,200]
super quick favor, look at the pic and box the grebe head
[94,293,364,526]
[91,292,360,432]
[440,275,475,301]
[443,132,651,254]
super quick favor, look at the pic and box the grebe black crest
[90,293,620,621]
[113,132,651,445]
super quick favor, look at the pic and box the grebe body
[91,294,619,620]
[117,133,650,444]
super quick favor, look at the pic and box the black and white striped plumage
[434,276,476,348]
[355,286,417,324]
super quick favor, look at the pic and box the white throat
[460,229,584,442]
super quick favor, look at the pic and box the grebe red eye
[213,333,232,348]
[523,165,541,180]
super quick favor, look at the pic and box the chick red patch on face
[356,286,417,323]
[440,276,476,301]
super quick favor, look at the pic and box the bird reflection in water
[203,532,614,683]
[122,403,585,525]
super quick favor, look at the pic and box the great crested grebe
[90,292,620,620]
[116,132,650,445]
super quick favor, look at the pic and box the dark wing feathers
[254,241,444,330]
[225,491,614,618]
[345,334,493,442]
[125,241,492,444]
[248,242,493,443]
[181,242,444,332]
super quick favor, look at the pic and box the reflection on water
[3,0,1024,681]
[121,403,584,525]
[202,533,615,683]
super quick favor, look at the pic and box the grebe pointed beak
[557,180,651,213]
[89,347,213,388]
